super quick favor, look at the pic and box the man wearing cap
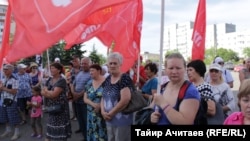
[205,56,234,88]
[16,63,32,125]
[0,64,21,140]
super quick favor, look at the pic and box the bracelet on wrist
[162,104,170,111]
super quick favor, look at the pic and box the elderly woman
[187,60,216,124]
[100,52,133,141]
[41,62,72,141]
[208,63,236,122]
[151,53,200,125]
[224,79,250,125]
[83,64,107,141]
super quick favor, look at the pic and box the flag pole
[155,0,165,110]
[157,0,165,94]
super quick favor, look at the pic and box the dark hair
[32,85,41,92]
[50,62,64,74]
[89,64,102,73]
[144,63,158,74]
[187,59,206,77]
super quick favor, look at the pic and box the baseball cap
[214,57,224,64]
[17,63,27,69]
[209,63,222,72]
[3,64,14,70]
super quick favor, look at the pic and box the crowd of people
[0,52,249,141]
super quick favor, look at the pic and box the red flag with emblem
[6,0,132,63]
[191,0,206,60]
[64,0,143,72]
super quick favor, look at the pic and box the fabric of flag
[64,0,143,73]
[191,0,206,60]
[5,0,132,63]
[0,5,11,67]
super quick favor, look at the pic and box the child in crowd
[27,86,43,139]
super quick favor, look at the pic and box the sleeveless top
[31,72,39,86]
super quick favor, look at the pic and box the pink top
[30,95,43,118]
[223,112,244,125]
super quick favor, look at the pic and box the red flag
[5,0,132,63]
[191,0,206,60]
[64,0,143,73]
[0,5,11,67]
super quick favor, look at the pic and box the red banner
[191,0,206,60]
[0,5,11,67]
[5,0,132,63]
[64,0,143,73]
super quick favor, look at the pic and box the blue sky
[84,0,250,57]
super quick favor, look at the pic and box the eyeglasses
[218,62,224,65]
[109,62,118,65]
[209,69,219,73]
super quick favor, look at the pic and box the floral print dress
[85,79,107,141]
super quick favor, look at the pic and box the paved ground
[0,103,83,141]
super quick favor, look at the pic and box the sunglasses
[209,69,219,73]
[218,62,224,65]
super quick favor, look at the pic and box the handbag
[122,88,148,114]
[46,104,64,114]
[3,98,14,107]
[134,107,154,125]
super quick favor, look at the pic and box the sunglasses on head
[209,69,219,73]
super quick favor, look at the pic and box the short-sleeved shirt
[102,73,133,126]
[141,77,158,95]
[157,83,200,125]
[210,82,236,116]
[30,95,43,117]
[196,82,214,102]
[73,71,91,103]
[1,75,19,101]
[16,73,32,98]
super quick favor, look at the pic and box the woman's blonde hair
[238,79,250,100]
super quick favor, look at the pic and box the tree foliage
[243,47,250,57]
[22,41,86,67]
[204,47,239,64]
[89,45,107,65]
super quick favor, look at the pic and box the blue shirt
[141,77,158,95]
[102,73,133,126]
[157,83,200,125]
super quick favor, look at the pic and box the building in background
[163,21,250,59]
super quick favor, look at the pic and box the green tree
[89,45,107,64]
[204,47,239,64]
[243,47,250,57]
